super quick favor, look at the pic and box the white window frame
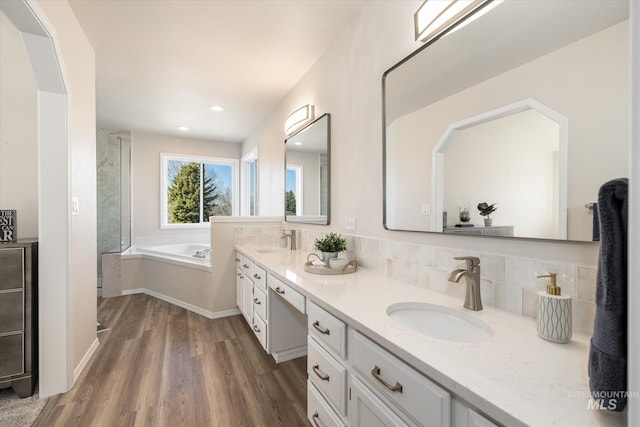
[240,146,259,216]
[161,153,239,228]
[286,164,304,216]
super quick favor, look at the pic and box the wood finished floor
[34,294,310,427]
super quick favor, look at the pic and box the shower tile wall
[233,225,597,335]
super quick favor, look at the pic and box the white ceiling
[68,0,368,143]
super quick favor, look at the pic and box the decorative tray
[303,261,358,275]
[303,254,358,275]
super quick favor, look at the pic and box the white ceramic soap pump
[536,273,572,343]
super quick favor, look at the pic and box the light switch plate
[344,217,356,230]
[421,204,431,215]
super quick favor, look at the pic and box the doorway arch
[1,0,72,397]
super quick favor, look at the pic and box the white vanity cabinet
[236,252,268,350]
[306,301,350,426]
[350,330,451,427]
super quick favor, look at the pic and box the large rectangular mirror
[285,113,330,224]
[383,0,629,241]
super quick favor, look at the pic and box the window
[241,147,258,216]
[161,153,238,227]
[286,165,303,216]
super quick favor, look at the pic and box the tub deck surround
[235,244,625,427]
[123,245,211,272]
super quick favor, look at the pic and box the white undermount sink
[387,302,494,343]
[256,247,287,253]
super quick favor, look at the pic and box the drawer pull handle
[243,264,250,269]
[235,258,240,262]
[253,324,261,333]
[312,364,330,381]
[311,411,324,427]
[371,365,403,393]
[253,298,261,305]
[312,321,330,335]
[253,273,261,280]
[275,287,286,295]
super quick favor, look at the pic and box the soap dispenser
[536,273,572,343]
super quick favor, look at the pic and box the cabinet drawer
[0,248,24,290]
[308,380,346,427]
[253,285,267,321]
[308,300,347,359]
[251,264,267,290]
[0,333,24,378]
[308,336,348,416]
[468,409,498,427]
[351,331,451,427]
[240,254,252,272]
[268,274,305,314]
[0,291,24,334]
[349,376,410,427]
[251,313,267,350]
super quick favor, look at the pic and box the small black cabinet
[0,240,38,397]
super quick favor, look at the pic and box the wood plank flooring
[34,294,310,427]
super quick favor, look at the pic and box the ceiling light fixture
[210,105,224,112]
[284,104,314,136]
[177,126,189,131]
[414,0,491,43]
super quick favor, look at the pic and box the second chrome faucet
[448,256,483,311]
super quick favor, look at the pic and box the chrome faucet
[192,248,211,258]
[448,256,483,311]
[281,229,297,250]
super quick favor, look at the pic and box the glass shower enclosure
[96,129,131,290]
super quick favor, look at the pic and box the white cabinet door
[350,376,411,427]
[236,266,243,309]
[242,276,254,323]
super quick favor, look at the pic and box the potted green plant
[477,202,497,226]
[314,232,347,265]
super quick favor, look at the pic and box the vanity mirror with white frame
[285,113,330,225]
[383,0,629,241]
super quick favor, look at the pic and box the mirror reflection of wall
[383,0,629,242]
[285,113,330,225]
[442,108,561,239]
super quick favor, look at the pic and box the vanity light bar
[284,104,315,136]
[414,0,490,43]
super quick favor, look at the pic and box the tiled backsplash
[234,225,597,335]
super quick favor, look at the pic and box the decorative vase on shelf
[459,206,470,223]
[484,218,493,227]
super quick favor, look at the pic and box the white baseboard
[119,288,241,319]
[74,337,99,383]
[271,346,307,363]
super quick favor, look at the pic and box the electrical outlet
[421,204,431,215]
[344,217,356,230]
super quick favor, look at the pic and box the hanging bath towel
[588,178,628,411]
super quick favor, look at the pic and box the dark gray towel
[588,178,628,411]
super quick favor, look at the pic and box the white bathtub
[127,243,211,271]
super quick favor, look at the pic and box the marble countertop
[235,244,626,427]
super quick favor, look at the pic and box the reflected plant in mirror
[383,0,630,241]
[285,114,331,225]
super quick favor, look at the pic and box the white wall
[0,12,38,238]
[34,0,98,388]
[131,131,241,239]
[443,110,559,238]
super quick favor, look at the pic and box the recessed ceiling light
[177,126,189,131]
[210,105,224,112]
